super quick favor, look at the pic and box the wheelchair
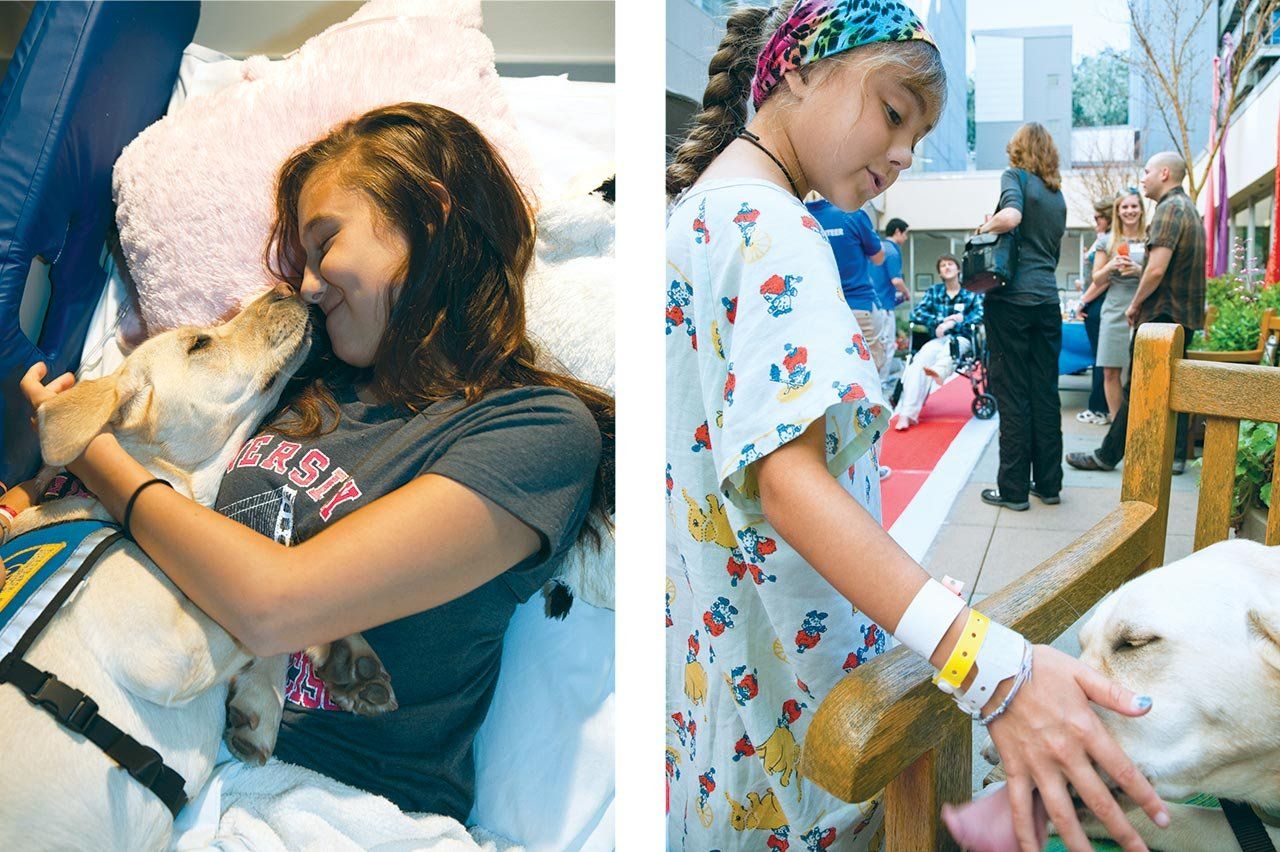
[889,321,997,420]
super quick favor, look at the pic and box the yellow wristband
[932,609,989,690]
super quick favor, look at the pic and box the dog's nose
[270,283,296,303]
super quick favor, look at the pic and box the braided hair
[666,4,791,198]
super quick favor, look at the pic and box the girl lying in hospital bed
[17,101,614,824]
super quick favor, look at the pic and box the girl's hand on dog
[978,644,1168,852]
[20,362,76,417]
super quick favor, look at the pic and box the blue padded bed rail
[0,1,199,489]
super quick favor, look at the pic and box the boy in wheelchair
[891,254,988,429]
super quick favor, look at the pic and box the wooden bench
[801,323,1280,849]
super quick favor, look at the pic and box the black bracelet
[123,478,172,540]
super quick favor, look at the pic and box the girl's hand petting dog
[945,644,1169,852]
[21,363,77,422]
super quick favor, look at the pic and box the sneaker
[1065,451,1116,472]
[1171,459,1186,475]
[980,488,1029,511]
[1075,410,1110,425]
[879,465,892,481]
[1029,489,1061,505]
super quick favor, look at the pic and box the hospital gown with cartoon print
[666,180,893,850]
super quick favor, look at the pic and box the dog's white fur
[1075,538,1280,850]
[0,287,310,851]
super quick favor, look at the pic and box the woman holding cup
[1079,189,1146,422]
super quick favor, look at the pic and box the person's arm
[755,423,1169,849]
[960,294,984,337]
[0,478,41,515]
[978,207,1022,235]
[62,432,541,656]
[1126,246,1172,326]
[978,169,1025,235]
[912,288,945,334]
[869,248,885,266]
[1089,247,1117,290]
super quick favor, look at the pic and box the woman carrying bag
[975,122,1067,512]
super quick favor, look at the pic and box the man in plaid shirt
[1067,152,1205,474]
[911,273,984,339]
[893,255,984,429]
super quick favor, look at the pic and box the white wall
[878,170,1096,231]
[194,0,613,78]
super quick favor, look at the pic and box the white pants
[874,308,898,381]
[893,335,972,425]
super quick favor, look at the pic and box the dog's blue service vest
[0,519,190,817]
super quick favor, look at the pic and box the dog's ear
[36,371,136,466]
[1247,607,1280,673]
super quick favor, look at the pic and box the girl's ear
[781,68,812,100]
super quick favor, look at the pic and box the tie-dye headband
[751,0,938,109]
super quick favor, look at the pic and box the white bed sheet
[75,43,615,852]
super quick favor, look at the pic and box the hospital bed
[0,3,614,849]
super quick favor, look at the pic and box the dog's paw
[542,578,575,619]
[310,636,398,717]
[224,679,275,766]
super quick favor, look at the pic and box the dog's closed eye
[188,334,213,354]
[1113,634,1160,652]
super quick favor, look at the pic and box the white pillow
[112,0,537,337]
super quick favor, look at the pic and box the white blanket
[172,753,522,852]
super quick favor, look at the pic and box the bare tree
[1067,131,1144,222]
[1126,0,1279,202]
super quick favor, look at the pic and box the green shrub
[1187,241,1278,352]
[1233,420,1275,523]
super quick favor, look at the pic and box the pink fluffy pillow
[112,0,538,337]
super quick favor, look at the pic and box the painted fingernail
[1134,695,1152,711]
[1155,810,1170,828]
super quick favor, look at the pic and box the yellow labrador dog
[0,286,394,851]
[1075,538,1280,850]
[975,538,1280,850]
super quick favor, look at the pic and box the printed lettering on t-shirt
[227,434,364,522]
[822,227,845,239]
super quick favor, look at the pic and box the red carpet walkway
[881,377,979,528]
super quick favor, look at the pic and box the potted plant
[1234,420,1275,542]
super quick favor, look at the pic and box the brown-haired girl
[22,101,612,822]
[665,4,1166,848]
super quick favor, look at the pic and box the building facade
[920,0,968,171]
[972,26,1073,170]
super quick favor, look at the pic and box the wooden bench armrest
[801,500,1162,803]
[1186,348,1263,363]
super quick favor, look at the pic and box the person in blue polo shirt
[804,194,886,368]
[806,193,891,481]
[869,218,912,383]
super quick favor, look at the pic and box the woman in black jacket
[976,122,1068,511]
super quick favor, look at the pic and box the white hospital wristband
[950,619,1027,717]
[893,578,965,662]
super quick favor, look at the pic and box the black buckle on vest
[30,674,100,734]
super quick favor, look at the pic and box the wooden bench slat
[1195,418,1239,550]
[1169,360,1280,420]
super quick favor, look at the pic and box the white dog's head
[1078,539,1280,806]
[37,285,311,495]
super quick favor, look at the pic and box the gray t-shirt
[987,168,1067,306]
[213,383,601,820]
